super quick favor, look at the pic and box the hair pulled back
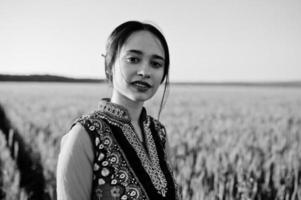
[104,21,169,83]
[104,20,170,119]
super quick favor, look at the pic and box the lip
[131,80,152,88]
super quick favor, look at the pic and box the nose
[137,61,151,78]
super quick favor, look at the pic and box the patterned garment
[73,99,180,200]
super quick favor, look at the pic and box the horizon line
[0,73,301,84]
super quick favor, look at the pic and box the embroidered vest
[74,100,180,200]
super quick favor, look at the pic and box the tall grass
[0,82,300,200]
[0,104,50,200]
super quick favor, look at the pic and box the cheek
[118,63,136,78]
[112,65,135,88]
[155,69,165,84]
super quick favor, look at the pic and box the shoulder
[57,124,93,200]
[148,116,167,146]
[61,123,90,150]
[72,110,102,125]
[72,111,109,134]
[59,123,94,165]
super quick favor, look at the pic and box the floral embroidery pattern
[98,99,130,122]
[153,119,167,146]
[153,121,182,200]
[93,106,168,197]
[121,119,168,196]
[75,99,179,199]
[77,116,148,200]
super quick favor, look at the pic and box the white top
[56,124,94,200]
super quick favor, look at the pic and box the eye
[126,56,140,63]
[151,61,164,68]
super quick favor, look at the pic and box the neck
[111,92,143,123]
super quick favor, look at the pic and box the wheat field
[0,82,300,200]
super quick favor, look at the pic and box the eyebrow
[126,49,165,61]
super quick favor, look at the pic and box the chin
[129,94,153,102]
[128,90,157,102]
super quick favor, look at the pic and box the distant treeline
[172,81,301,87]
[0,74,105,83]
[0,74,301,87]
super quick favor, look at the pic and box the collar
[98,98,147,123]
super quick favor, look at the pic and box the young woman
[56,21,181,200]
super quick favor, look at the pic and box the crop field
[0,82,300,200]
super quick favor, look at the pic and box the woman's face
[112,30,165,104]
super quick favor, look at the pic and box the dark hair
[104,20,170,119]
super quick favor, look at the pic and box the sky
[0,0,301,82]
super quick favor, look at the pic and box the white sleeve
[56,123,94,200]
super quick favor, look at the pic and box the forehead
[120,31,165,58]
